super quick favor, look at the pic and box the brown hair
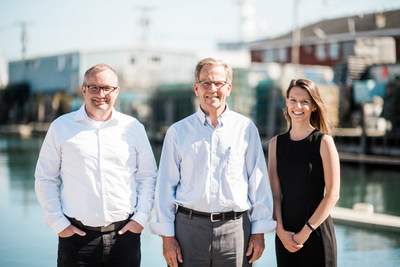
[194,58,232,83]
[284,78,331,134]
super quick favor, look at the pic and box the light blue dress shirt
[150,106,276,236]
[35,104,157,233]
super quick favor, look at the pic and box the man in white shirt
[35,64,157,266]
[150,58,276,267]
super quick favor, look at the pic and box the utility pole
[291,0,301,74]
[16,21,30,60]
[136,7,155,43]
[239,0,258,42]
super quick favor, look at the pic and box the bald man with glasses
[35,64,157,266]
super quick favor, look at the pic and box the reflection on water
[336,225,400,266]
[339,163,400,216]
[0,135,399,266]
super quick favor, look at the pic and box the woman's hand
[293,230,310,246]
[277,228,303,253]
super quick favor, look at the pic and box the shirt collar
[195,105,231,126]
[74,104,118,122]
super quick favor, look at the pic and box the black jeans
[57,230,141,267]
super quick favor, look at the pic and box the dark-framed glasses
[84,84,118,95]
[198,80,229,90]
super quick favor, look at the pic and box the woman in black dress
[268,79,340,267]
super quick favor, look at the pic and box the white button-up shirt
[35,104,157,234]
[150,107,276,236]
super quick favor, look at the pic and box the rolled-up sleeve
[246,123,277,234]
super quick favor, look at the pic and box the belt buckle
[100,224,116,232]
[210,213,220,222]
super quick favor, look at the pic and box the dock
[2,124,400,167]
[0,122,49,137]
[331,206,400,232]
[339,152,400,166]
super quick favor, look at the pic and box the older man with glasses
[151,58,276,267]
[35,63,157,266]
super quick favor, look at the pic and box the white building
[8,44,200,95]
[7,45,251,123]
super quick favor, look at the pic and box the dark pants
[175,211,252,267]
[58,228,141,267]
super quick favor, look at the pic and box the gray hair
[194,58,232,83]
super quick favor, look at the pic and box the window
[316,44,326,60]
[57,56,66,71]
[343,41,355,58]
[71,54,79,70]
[329,43,340,59]
[150,55,161,63]
[264,49,275,62]
[25,60,40,70]
[278,48,287,62]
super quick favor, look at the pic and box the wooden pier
[0,123,49,137]
[2,124,400,167]
[331,206,400,232]
[339,152,400,166]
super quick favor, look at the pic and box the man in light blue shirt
[35,64,157,266]
[150,58,276,267]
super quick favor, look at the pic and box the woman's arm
[293,134,340,245]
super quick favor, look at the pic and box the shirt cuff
[50,216,72,234]
[131,211,149,228]
[149,222,175,236]
[251,219,277,234]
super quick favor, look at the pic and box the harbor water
[0,135,399,266]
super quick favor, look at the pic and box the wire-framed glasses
[198,80,229,90]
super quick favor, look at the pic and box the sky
[1,0,400,66]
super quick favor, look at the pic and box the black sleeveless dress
[275,130,337,267]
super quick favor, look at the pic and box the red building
[249,9,400,69]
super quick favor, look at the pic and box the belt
[66,214,133,233]
[177,206,246,222]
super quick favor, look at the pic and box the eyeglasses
[83,84,118,95]
[198,80,229,90]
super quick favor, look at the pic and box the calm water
[0,135,399,267]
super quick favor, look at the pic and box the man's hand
[118,220,144,235]
[162,236,183,267]
[58,224,86,238]
[246,233,265,263]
